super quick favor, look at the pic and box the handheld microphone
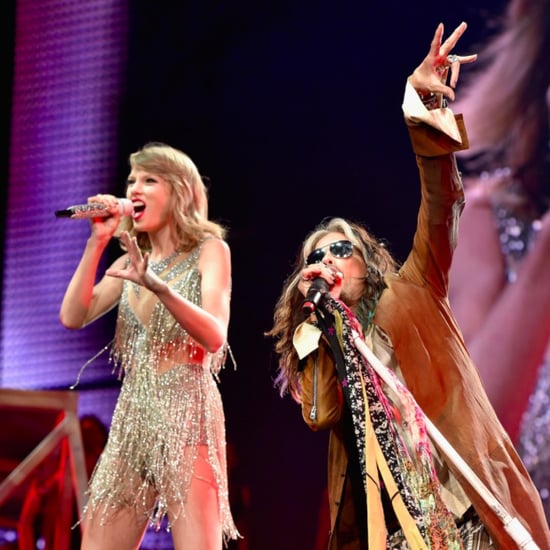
[55,198,134,219]
[302,277,330,316]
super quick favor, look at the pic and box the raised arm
[59,195,126,329]
[400,23,475,294]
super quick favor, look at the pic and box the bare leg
[80,505,150,550]
[170,446,222,550]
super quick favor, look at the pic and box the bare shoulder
[456,175,500,240]
[462,176,494,207]
[198,238,231,268]
[200,237,230,256]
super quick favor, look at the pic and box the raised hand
[106,231,165,293]
[409,22,477,105]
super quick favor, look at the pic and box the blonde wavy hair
[267,217,397,400]
[118,142,226,252]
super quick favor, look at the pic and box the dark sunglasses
[305,240,354,265]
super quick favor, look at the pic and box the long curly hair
[117,142,226,252]
[267,217,398,401]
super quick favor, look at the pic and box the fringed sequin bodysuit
[85,241,239,541]
[482,170,550,521]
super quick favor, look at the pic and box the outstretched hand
[106,231,165,293]
[409,22,477,104]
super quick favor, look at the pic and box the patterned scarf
[314,296,463,549]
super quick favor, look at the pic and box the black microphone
[55,198,134,219]
[302,277,330,315]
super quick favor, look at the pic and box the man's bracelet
[417,90,440,110]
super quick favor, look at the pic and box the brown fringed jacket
[299,114,550,549]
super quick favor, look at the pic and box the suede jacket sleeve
[399,114,469,297]
[300,339,344,431]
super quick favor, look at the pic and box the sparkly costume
[85,241,239,541]
[480,169,550,521]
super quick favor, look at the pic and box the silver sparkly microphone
[55,198,134,219]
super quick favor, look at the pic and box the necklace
[132,248,182,299]
[148,249,181,275]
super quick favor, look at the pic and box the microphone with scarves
[302,277,330,316]
[54,198,134,219]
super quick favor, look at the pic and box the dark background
[1,1,507,548]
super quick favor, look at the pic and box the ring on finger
[447,54,460,64]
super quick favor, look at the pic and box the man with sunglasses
[268,22,549,550]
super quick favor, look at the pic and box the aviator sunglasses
[306,239,354,265]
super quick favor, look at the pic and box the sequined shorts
[386,510,494,550]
